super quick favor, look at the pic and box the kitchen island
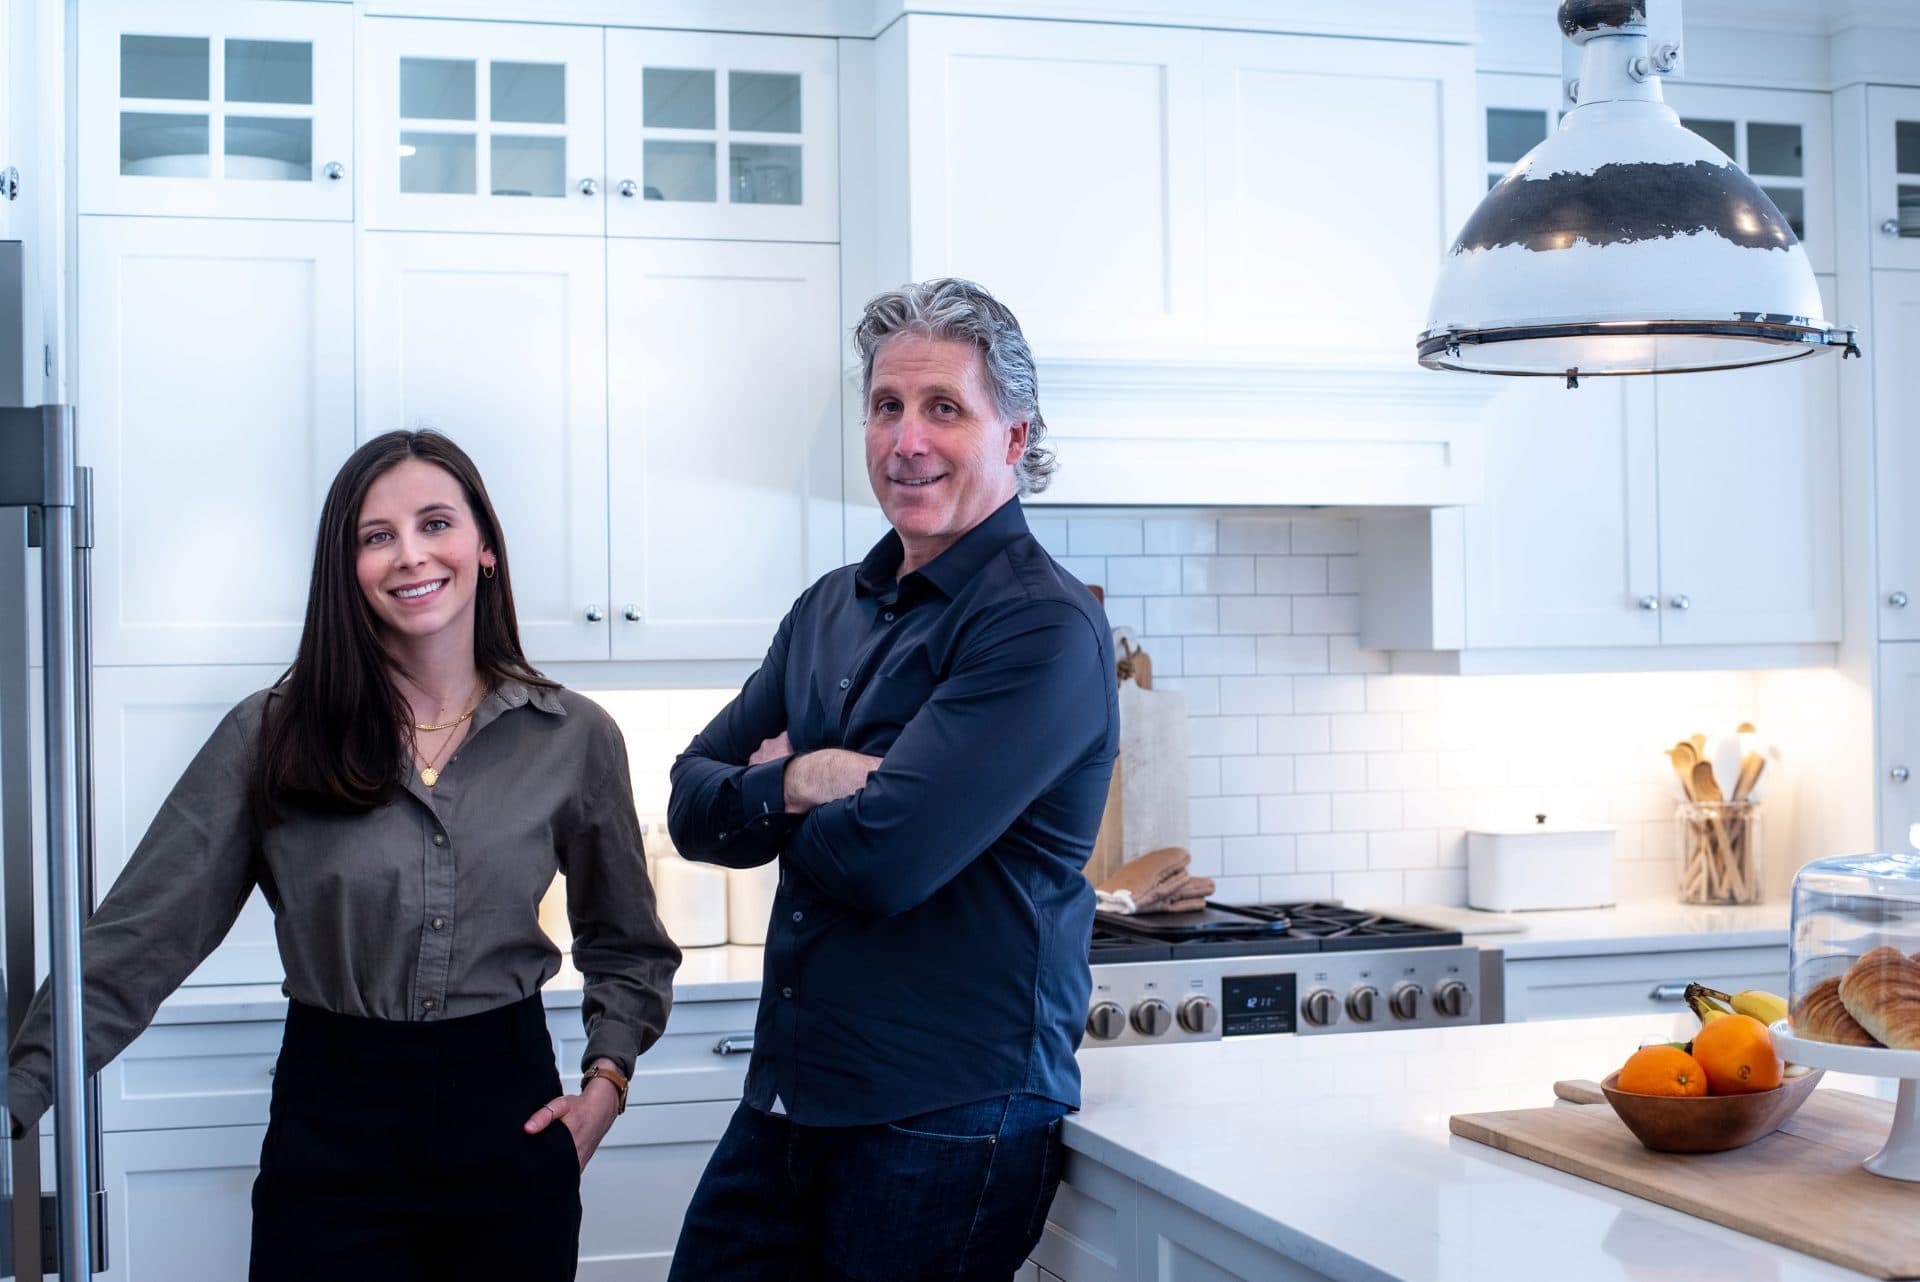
[1045,1014,1889,1282]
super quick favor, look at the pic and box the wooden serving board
[1451,1084,1920,1279]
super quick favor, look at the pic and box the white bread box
[1467,816,1616,911]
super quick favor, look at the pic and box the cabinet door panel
[1875,273,1920,641]
[1868,87,1920,271]
[1878,644,1920,852]
[93,665,285,987]
[79,0,352,220]
[1462,380,1658,648]
[99,1125,265,1282]
[1663,84,1833,275]
[903,17,1208,352]
[1204,32,1478,365]
[605,30,836,242]
[607,240,840,661]
[1654,279,1841,646]
[360,18,603,235]
[1502,947,1787,1022]
[578,1100,735,1281]
[360,232,610,663]
[79,217,354,666]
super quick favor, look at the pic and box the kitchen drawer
[101,1020,282,1132]
[1033,1150,1138,1282]
[1502,946,1787,1022]
[549,998,757,1107]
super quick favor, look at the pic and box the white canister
[726,862,781,946]
[653,853,730,947]
[1466,818,1616,911]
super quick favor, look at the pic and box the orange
[1616,1044,1709,1097]
[1691,1012,1783,1095]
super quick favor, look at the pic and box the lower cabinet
[1501,945,1788,1022]
[99,1125,264,1282]
[578,1100,734,1281]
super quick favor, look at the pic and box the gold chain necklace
[415,707,476,733]
[414,685,484,787]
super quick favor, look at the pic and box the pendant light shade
[1418,0,1858,381]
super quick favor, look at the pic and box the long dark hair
[253,430,554,822]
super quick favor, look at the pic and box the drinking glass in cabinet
[730,144,799,205]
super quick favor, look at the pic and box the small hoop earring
[482,563,497,580]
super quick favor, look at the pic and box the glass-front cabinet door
[1869,87,1920,271]
[360,19,605,235]
[1477,72,1566,193]
[78,0,352,219]
[1666,84,1833,275]
[605,31,837,242]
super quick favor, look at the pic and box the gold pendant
[420,766,439,788]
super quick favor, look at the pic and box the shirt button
[791,910,803,923]
[838,677,851,690]
[422,997,437,1011]
[431,916,446,930]
[782,987,794,999]
[883,612,896,622]
[432,834,446,847]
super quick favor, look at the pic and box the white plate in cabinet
[360,18,605,235]
[101,1019,281,1132]
[78,217,354,667]
[79,0,353,220]
[605,30,836,243]
[99,1126,265,1282]
[1501,946,1787,1023]
[548,998,758,1107]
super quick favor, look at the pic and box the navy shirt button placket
[838,677,851,690]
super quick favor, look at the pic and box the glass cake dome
[1787,852,1920,1051]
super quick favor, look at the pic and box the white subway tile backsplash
[1058,556,1107,587]
[1328,634,1392,674]
[1187,837,1224,877]
[1101,595,1144,632]
[1219,595,1292,634]
[1028,517,1069,553]
[1332,870,1404,905]
[1218,675,1292,716]
[1257,635,1329,674]
[1402,868,1468,904]
[1259,873,1334,902]
[1332,791,1404,831]
[1184,636,1259,676]
[1295,675,1367,713]
[1143,517,1218,555]
[1290,516,1361,555]
[1327,556,1361,595]
[1261,793,1332,834]
[1218,518,1291,554]
[1367,751,1438,791]
[1259,714,1331,755]
[1212,876,1265,902]
[1365,674,1439,714]
[1293,595,1362,635]
[1188,715,1258,756]
[1369,829,1438,869]
[1135,636,1183,676]
[1069,518,1143,556]
[1190,795,1261,838]
[1182,556,1255,595]
[1220,755,1296,795]
[1188,757,1222,798]
[1294,754,1369,793]
[1146,596,1219,636]
[1105,556,1182,595]
[1221,834,1296,877]
[1330,713,1401,753]
[1296,832,1367,872]
[1155,675,1219,716]
[1255,556,1328,595]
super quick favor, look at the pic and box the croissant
[1791,975,1881,1047]
[1838,946,1920,1050]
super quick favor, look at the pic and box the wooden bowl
[1599,1068,1825,1154]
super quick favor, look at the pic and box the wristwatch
[581,1062,631,1114]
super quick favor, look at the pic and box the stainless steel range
[1083,902,1504,1049]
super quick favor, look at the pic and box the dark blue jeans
[668,1093,1069,1282]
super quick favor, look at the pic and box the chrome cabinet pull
[585,605,605,623]
[1649,983,1688,1002]
[1669,594,1692,611]
[712,1035,755,1056]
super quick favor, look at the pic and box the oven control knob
[1301,988,1339,1026]
[1390,983,1424,1021]
[1086,1001,1126,1041]
[1177,995,1218,1034]
[1346,985,1380,1023]
[1131,998,1173,1037]
[1434,980,1472,1018]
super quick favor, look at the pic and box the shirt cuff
[739,759,791,828]
[8,1069,49,1133]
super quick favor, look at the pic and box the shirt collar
[471,676,566,734]
[855,497,1029,601]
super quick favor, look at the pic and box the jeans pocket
[1021,1117,1066,1247]
[826,1113,1005,1281]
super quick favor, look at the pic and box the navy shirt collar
[855,496,1030,601]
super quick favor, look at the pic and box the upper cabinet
[1664,84,1834,276]
[360,18,605,235]
[1874,272,1920,638]
[1869,87,1920,271]
[604,30,837,242]
[79,0,354,220]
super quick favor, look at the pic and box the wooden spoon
[1732,753,1765,803]
[1668,743,1699,801]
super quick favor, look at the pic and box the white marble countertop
[150,944,765,1025]
[1402,899,1790,959]
[1068,1014,1889,1282]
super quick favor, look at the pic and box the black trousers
[250,994,581,1282]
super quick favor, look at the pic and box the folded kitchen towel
[1135,872,1215,914]
[1096,846,1191,904]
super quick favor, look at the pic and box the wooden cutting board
[1451,1083,1918,1278]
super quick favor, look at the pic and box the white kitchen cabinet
[78,0,353,221]
[1500,946,1788,1023]
[359,231,611,664]
[1200,29,1478,367]
[579,1099,734,1281]
[360,18,604,235]
[1874,273,1920,640]
[1867,87,1920,271]
[1877,643,1920,852]
[606,239,842,661]
[98,1125,264,1282]
[605,29,837,243]
[1477,72,1566,195]
[93,664,286,987]
[1664,83,1834,276]
[78,215,354,667]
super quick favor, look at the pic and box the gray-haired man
[666,279,1118,1280]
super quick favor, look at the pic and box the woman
[7,430,678,1280]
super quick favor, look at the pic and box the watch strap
[582,1062,630,1114]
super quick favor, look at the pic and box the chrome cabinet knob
[2,166,20,200]
[623,604,641,622]
[1669,594,1692,611]
[1885,219,1903,237]
[1177,995,1217,1034]
[1301,988,1339,1027]
[585,605,605,622]
[1637,595,1659,611]
[1894,766,1911,783]
[1085,1001,1125,1041]
[1892,591,1911,609]
[618,178,638,198]
[1433,980,1472,1019]
[1346,985,1379,1022]
[1389,983,1424,1021]
[578,177,599,196]
[1130,998,1172,1037]
[323,161,345,181]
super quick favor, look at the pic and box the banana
[1730,988,1789,1027]
[1684,981,1734,1026]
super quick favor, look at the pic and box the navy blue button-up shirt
[668,498,1117,1126]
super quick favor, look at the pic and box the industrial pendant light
[1417,0,1859,384]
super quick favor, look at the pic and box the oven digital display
[1222,974,1297,1037]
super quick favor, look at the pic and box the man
[665,278,1117,1281]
